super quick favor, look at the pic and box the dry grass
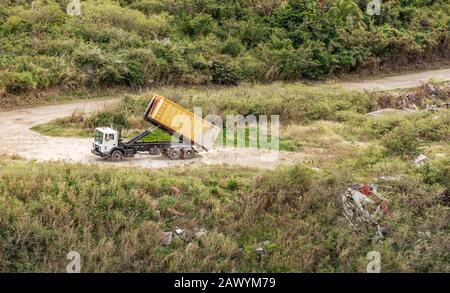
[0,145,449,272]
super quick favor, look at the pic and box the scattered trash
[170,227,208,242]
[255,241,271,254]
[426,104,440,112]
[414,154,430,166]
[161,232,173,245]
[180,230,194,241]
[376,176,401,191]
[255,246,264,254]
[373,82,449,114]
[426,102,450,112]
[342,184,389,242]
[425,83,436,96]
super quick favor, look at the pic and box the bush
[1,71,37,94]
[382,123,421,157]
[181,14,215,36]
[123,48,158,86]
[82,0,171,38]
[211,59,241,85]
[220,38,243,57]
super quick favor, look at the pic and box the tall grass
[0,153,449,272]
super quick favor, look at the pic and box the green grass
[31,121,91,137]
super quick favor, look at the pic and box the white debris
[414,154,430,166]
[175,228,184,235]
[425,83,436,95]
[255,247,264,254]
[342,184,388,242]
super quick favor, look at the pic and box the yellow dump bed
[143,94,221,150]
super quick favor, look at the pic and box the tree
[327,0,364,25]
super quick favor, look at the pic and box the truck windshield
[94,130,103,144]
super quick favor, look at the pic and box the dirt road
[1,68,449,169]
[0,98,305,169]
[342,68,450,91]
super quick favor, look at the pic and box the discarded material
[414,154,430,166]
[342,184,389,241]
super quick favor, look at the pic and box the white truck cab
[92,127,119,157]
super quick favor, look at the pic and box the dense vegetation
[1,0,449,98]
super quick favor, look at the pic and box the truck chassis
[91,127,196,161]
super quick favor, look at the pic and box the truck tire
[182,148,195,160]
[168,148,181,160]
[149,148,160,156]
[111,150,124,161]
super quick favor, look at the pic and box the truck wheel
[168,148,181,160]
[182,148,195,160]
[149,148,160,156]
[111,150,124,161]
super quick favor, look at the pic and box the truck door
[103,133,117,153]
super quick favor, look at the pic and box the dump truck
[91,94,221,161]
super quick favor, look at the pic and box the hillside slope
[1,0,449,99]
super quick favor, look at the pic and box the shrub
[82,0,171,38]
[1,71,37,94]
[182,14,215,36]
[211,59,241,85]
[220,38,243,57]
[382,124,421,157]
[123,48,158,86]
[418,158,450,190]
